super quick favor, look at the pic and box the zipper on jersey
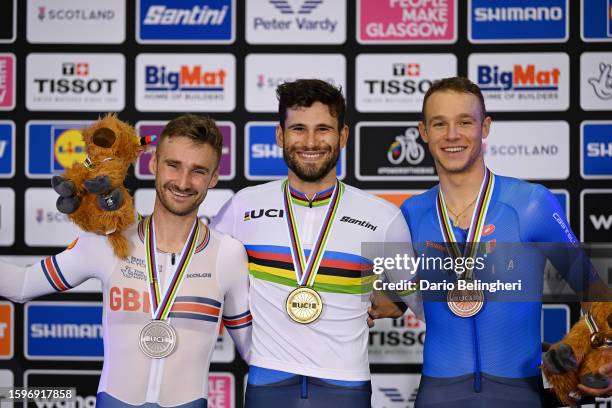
[171,253,176,266]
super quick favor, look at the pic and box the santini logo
[143,5,228,26]
[340,216,377,231]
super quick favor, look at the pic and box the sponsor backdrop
[0,1,610,407]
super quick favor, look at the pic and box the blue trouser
[415,373,543,408]
[245,374,372,408]
[96,392,207,408]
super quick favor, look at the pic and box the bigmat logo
[0,188,15,246]
[0,54,15,110]
[357,0,456,44]
[27,0,125,43]
[26,121,91,178]
[25,302,103,360]
[356,53,456,112]
[469,0,568,43]
[208,373,235,408]
[0,302,13,359]
[135,121,235,180]
[582,0,612,42]
[25,188,80,246]
[137,0,235,44]
[246,0,345,44]
[0,0,16,43]
[0,121,15,178]
[245,54,345,112]
[355,122,437,181]
[135,189,234,227]
[136,53,235,112]
[24,370,100,406]
[581,121,612,179]
[483,121,569,180]
[26,53,125,111]
[369,311,425,364]
[371,373,420,407]
[581,190,612,242]
[580,52,612,110]
[245,122,345,181]
[367,190,425,209]
[468,53,569,111]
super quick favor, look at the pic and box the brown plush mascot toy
[543,301,612,406]
[51,113,156,259]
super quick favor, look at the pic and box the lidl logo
[137,0,235,43]
[469,0,568,43]
[245,122,345,180]
[26,121,91,178]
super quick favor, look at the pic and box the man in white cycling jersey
[0,114,251,408]
[212,79,417,407]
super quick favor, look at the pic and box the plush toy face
[82,114,141,166]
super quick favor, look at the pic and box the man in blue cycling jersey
[372,77,610,407]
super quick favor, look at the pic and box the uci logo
[243,209,284,221]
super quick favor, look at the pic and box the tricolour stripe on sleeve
[41,256,73,292]
[222,310,253,330]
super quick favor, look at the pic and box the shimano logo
[474,7,563,22]
[587,142,612,157]
[251,143,283,159]
[339,216,377,232]
[143,5,228,26]
[31,323,102,339]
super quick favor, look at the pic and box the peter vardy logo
[25,302,103,360]
[255,0,336,32]
[469,0,567,43]
[245,122,345,180]
[138,0,235,43]
[269,0,323,14]
[26,121,90,178]
[581,122,612,179]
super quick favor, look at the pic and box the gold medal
[286,287,323,324]
[447,288,484,317]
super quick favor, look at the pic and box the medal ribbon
[283,179,343,287]
[144,215,201,320]
[435,168,495,280]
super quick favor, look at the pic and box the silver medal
[139,320,177,359]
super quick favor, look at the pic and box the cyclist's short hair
[421,77,487,123]
[277,79,346,131]
[158,113,223,166]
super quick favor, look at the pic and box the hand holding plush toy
[51,113,155,259]
[543,302,612,406]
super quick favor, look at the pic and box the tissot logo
[581,190,612,242]
[356,54,456,112]
[243,209,284,221]
[26,53,125,111]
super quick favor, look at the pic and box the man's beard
[283,144,340,182]
[155,182,204,216]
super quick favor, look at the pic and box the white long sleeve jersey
[0,217,252,407]
[212,180,413,381]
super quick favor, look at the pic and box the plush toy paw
[56,195,81,214]
[84,175,112,194]
[51,175,76,197]
[580,373,611,389]
[97,188,123,211]
[543,343,577,374]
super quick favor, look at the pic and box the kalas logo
[477,64,560,91]
[269,0,323,14]
[365,63,433,95]
[387,128,425,165]
[145,65,226,92]
[34,61,116,94]
[588,63,612,100]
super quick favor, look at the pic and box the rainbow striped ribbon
[435,168,495,280]
[283,179,344,287]
[144,215,201,320]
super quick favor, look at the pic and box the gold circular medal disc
[447,289,484,318]
[286,287,323,324]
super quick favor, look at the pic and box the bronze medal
[447,288,484,318]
